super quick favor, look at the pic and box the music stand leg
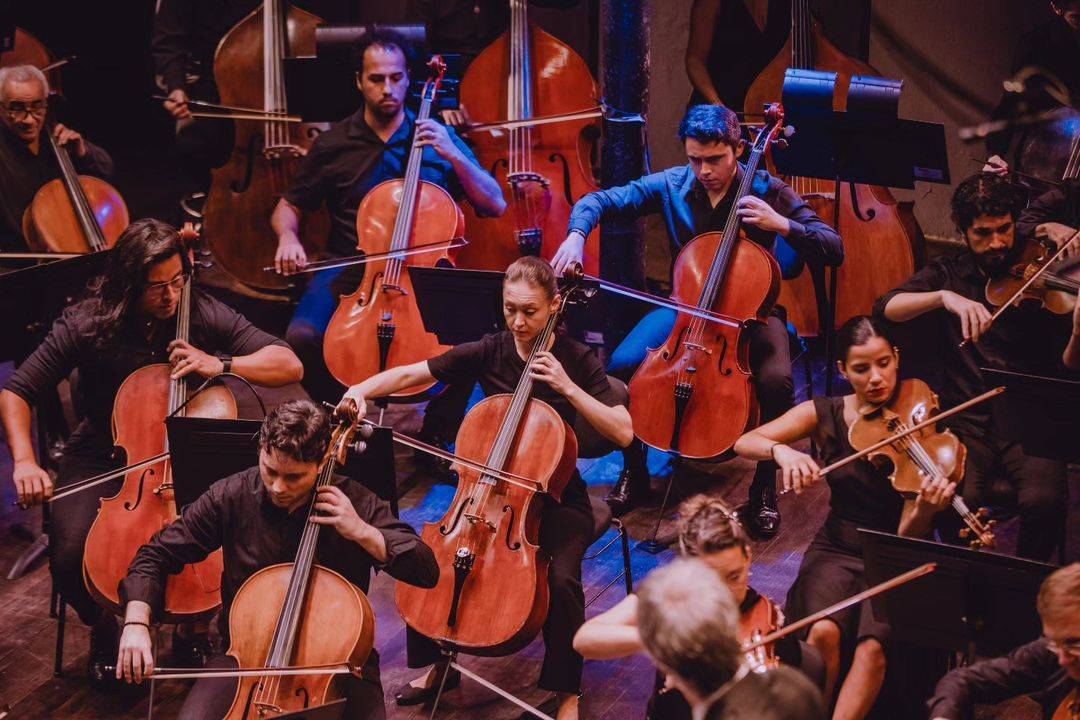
[637,456,680,554]
[824,177,841,396]
[427,649,557,720]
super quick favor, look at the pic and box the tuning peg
[350,440,368,455]
[782,125,795,138]
[959,528,970,538]
[774,138,789,151]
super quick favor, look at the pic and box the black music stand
[408,266,505,344]
[860,529,1057,657]
[982,368,1079,462]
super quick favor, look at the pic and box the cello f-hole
[229,135,261,194]
[439,497,472,535]
[547,152,574,205]
[848,178,877,222]
[122,467,154,511]
[294,687,310,707]
[490,158,508,177]
[502,504,521,551]
[716,334,731,376]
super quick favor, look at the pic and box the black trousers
[746,315,795,489]
[406,484,595,695]
[956,429,1067,562]
[178,653,386,720]
[50,448,121,625]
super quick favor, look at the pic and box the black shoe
[86,615,120,691]
[170,626,212,668]
[395,666,461,706]
[744,481,781,539]
[605,468,651,516]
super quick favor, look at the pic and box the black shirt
[703,665,826,720]
[3,289,288,456]
[0,124,115,251]
[1018,184,1080,239]
[282,109,481,257]
[873,250,1074,436]
[119,466,439,641]
[927,639,1075,720]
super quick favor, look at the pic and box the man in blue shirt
[271,29,506,403]
[551,105,843,535]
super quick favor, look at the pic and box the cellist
[874,172,1079,561]
[338,256,633,720]
[0,219,302,688]
[270,29,505,404]
[116,399,439,719]
[0,64,113,252]
[550,104,843,532]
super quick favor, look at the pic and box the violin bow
[263,238,469,274]
[776,387,1004,497]
[150,95,302,122]
[108,661,362,681]
[11,452,170,508]
[959,229,1080,349]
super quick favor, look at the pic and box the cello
[743,0,925,335]
[202,0,327,292]
[322,57,462,394]
[627,106,785,460]
[83,225,228,621]
[453,0,601,275]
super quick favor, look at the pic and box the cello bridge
[464,513,496,531]
[380,283,408,296]
[681,342,712,355]
[253,700,284,716]
[152,481,173,496]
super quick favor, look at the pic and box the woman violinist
[573,494,826,719]
[339,256,633,720]
[733,315,957,720]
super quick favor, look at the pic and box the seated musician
[635,556,826,720]
[928,562,1080,720]
[270,28,505,404]
[338,256,634,720]
[733,315,957,719]
[0,64,114,252]
[874,172,1080,561]
[115,398,439,719]
[573,494,825,719]
[550,104,843,535]
[0,219,303,688]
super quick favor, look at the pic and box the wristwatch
[219,355,232,375]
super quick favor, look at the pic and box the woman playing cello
[339,256,633,720]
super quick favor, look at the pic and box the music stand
[408,266,506,344]
[860,529,1057,657]
[275,699,346,720]
[982,368,1079,461]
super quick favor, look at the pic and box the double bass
[322,57,462,394]
[0,27,64,91]
[743,0,925,335]
[83,225,227,621]
[203,0,327,292]
[453,0,601,275]
[627,106,785,460]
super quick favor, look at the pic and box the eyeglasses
[0,100,47,122]
[144,273,190,297]
[1045,636,1080,656]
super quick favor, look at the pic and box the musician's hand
[982,155,1009,176]
[13,459,52,507]
[338,386,368,420]
[1036,222,1080,262]
[414,119,463,162]
[773,444,821,494]
[552,231,586,276]
[275,232,308,275]
[168,340,225,380]
[311,485,368,541]
[914,474,956,516]
[116,624,154,684]
[164,89,192,120]
[530,351,576,397]
[440,104,474,130]
[940,290,992,343]
[736,196,790,236]
[53,124,86,157]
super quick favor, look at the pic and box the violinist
[338,256,633,720]
[733,315,957,719]
[115,399,439,719]
[270,29,505,404]
[928,562,1080,720]
[572,494,825,719]
[0,219,302,688]
[635,557,826,720]
[0,64,114,251]
[874,172,1078,561]
[550,104,843,532]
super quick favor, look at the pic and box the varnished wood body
[22,176,129,253]
[740,594,781,670]
[629,232,780,460]
[223,564,375,719]
[83,365,233,621]
[0,28,61,91]
[395,394,577,655]
[203,5,328,292]
[985,238,1076,315]
[323,178,463,393]
[455,24,600,275]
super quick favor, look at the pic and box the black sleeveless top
[811,396,903,532]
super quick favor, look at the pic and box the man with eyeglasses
[928,562,1080,719]
[0,218,303,690]
[0,64,114,252]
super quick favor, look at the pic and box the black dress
[783,396,903,652]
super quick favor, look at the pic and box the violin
[82,225,229,621]
[848,379,996,549]
[740,594,781,672]
[986,236,1080,315]
[1053,688,1080,720]
[627,105,784,460]
[22,123,129,254]
[322,57,462,394]
[394,275,590,654]
[453,0,601,275]
[202,0,328,292]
